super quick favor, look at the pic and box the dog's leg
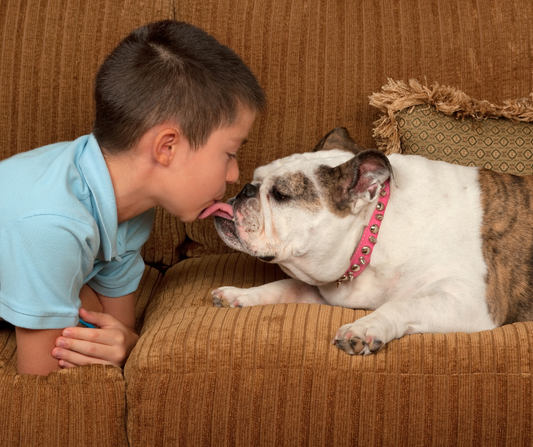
[333,290,496,355]
[212,279,326,308]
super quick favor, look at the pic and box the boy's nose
[226,160,239,184]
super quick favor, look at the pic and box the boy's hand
[52,308,139,369]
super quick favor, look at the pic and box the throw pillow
[370,79,533,175]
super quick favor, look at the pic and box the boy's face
[166,107,257,222]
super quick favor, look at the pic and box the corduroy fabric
[0,362,128,447]
[141,206,187,271]
[126,254,533,446]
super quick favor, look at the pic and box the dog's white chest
[318,268,390,309]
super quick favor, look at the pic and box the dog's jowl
[200,127,533,355]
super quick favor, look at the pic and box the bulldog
[198,127,533,355]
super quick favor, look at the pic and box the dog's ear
[317,149,392,213]
[313,127,366,154]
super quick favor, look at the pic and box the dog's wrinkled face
[214,128,392,285]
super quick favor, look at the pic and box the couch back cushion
[3,0,533,264]
[179,0,533,254]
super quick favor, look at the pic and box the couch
[2,0,533,446]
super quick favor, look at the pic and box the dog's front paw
[332,320,387,355]
[211,286,254,308]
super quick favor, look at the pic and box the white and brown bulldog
[199,127,533,355]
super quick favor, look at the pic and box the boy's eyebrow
[232,137,248,146]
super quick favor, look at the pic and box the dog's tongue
[198,201,234,220]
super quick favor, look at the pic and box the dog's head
[208,127,392,285]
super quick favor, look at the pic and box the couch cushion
[371,79,533,175]
[0,361,128,447]
[0,265,162,447]
[176,0,533,256]
[141,207,187,271]
[125,253,533,446]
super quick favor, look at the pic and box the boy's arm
[16,327,63,375]
[98,292,136,331]
[15,289,138,375]
[52,290,139,369]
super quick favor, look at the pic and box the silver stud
[380,189,387,197]
[370,224,379,234]
[376,202,384,211]
[376,214,383,221]
[362,246,371,255]
[351,264,361,271]
[359,257,366,265]
[369,236,377,244]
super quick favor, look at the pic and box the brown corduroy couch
[2,0,533,446]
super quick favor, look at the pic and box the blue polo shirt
[0,134,155,329]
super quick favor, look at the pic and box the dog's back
[478,169,533,324]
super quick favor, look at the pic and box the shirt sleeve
[88,208,155,298]
[0,215,99,329]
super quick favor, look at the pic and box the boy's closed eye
[229,138,248,158]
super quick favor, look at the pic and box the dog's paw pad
[365,336,384,353]
[211,287,249,308]
[333,326,386,355]
[212,297,230,308]
[349,337,366,354]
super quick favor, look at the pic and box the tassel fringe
[370,79,533,154]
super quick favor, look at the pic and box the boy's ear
[153,128,180,167]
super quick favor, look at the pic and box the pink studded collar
[336,180,391,287]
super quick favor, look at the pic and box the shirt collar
[76,134,119,261]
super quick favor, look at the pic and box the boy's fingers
[78,307,118,328]
[58,359,77,369]
[57,329,125,351]
[56,350,113,367]
[52,341,119,366]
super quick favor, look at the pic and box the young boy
[0,20,265,375]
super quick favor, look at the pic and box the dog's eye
[272,188,290,202]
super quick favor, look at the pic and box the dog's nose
[237,183,258,199]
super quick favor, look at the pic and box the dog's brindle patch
[315,160,355,217]
[272,172,321,210]
[315,150,392,217]
[478,169,533,325]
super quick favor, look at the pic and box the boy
[0,20,265,375]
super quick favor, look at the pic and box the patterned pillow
[370,79,533,175]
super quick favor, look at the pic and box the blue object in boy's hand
[78,318,97,329]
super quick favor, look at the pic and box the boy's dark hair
[93,20,266,153]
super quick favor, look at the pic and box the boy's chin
[164,209,197,223]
